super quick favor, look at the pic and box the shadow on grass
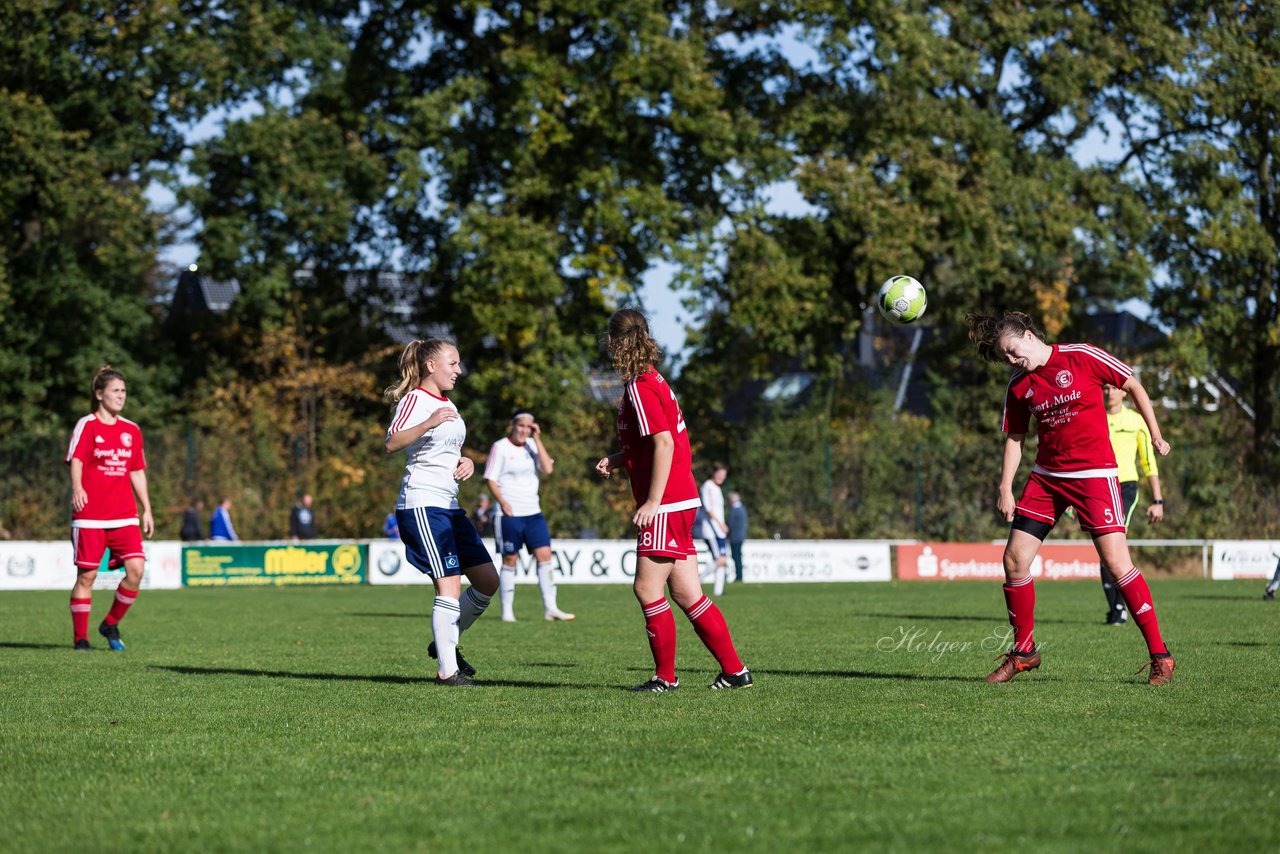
[851,612,1096,626]
[0,641,67,650]
[1178,595,1265,601]
[526,662,577,668]
[345,612,425,619]
[763,666,979,683]
[849,612,993,623]
[1218,640,1266,647]
[151,664,604,689]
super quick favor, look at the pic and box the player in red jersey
[65,366,154,652]
[595,309,752,692]
[966,312,1174,685]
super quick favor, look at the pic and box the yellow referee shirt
[1107,407,1159,484]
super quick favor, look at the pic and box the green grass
[1,580,1276,852]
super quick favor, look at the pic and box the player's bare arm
[531,423,555,474]
[595,453,625,478]
[486,479,513,516]
[130,469,155,538]
[69,457,89,512]
[998,433,1025,521]
[1121,376,1170,456]
[385,407,458,453]
[634,431,674,529]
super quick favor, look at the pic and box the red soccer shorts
[1016,471,1127,535]
[636,508,698,559]
[72,525,145,570]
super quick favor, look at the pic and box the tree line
[1,2,1275,544]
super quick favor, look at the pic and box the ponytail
[384,338,454,402]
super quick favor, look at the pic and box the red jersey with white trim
[616,368,700,511]
[65,414,146,527]
[1002,344,1133,475]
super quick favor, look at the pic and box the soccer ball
[877,275,927,323]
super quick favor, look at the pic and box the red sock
[1002,576,1036,653]
[105,584,139,625]
[70,597,92,642]
[641,598,677,683]
[1114,568,1168,655]
[682,596,744,675]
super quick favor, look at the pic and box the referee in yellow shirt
[1101,382,1165,624]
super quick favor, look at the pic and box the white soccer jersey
[387,388,467,510]
[483,437,542,517]
[699,479,726,540]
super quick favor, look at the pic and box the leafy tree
[1103,1,1280,465]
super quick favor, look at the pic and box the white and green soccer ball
[877,275,927,324]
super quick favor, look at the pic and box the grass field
[1,579,1276,852]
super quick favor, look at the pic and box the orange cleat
[1138,653,1175,686]
[985,650,1041,684]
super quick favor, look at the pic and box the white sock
[431,596,461,676]
[458,587,491,632]
[537,561,558,611]
[500,567,517,618]
[713,561,725,596]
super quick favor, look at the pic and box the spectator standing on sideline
[484,410,574,622]
[65,366,154,652]
[1099,382,1165,625]
[471,493,496,538]
[1264,551,1280,601]
[210,497,238,541]
[180,497,205,542]
[289,493,317,540]
[727,491,748,583]
[383,511,399,540]
[595,308,752,692]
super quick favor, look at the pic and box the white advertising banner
[368,539,891,585]
[1212,540,1280,580]
[0,540,183,591]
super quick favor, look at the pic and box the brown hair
[606,308,661,381]
[384,338,455,402]
[965,311,1043,363]
[90,365,126,412]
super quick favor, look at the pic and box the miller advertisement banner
[183,542,366,587]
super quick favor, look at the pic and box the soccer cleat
[1105,609,1129,626]
[73,638,92,652]
[710,669,754,690]
[501,614,517,623]
[985,650,1041,683]
[1265,588,1276,601]
[630,676,679,693]
[98,620,126,652]
[433,671,476,687]
[428,641,476,677]
[544,609,576,622]
[1137,653,1176,686]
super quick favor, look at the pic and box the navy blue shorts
[495,513,552,556]
[704,535,728,559]
[397,507,493,579]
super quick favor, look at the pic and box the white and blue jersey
[484,436,552,556]
[387,388,488,577]
[388,388,467,510]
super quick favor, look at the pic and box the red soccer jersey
[1002,343,1133,475]
[616,368,701,511]
[65,414,146,527]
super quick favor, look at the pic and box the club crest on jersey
[1055,370,1074,388]
[445,555,459,569]
[121,433,133,447]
